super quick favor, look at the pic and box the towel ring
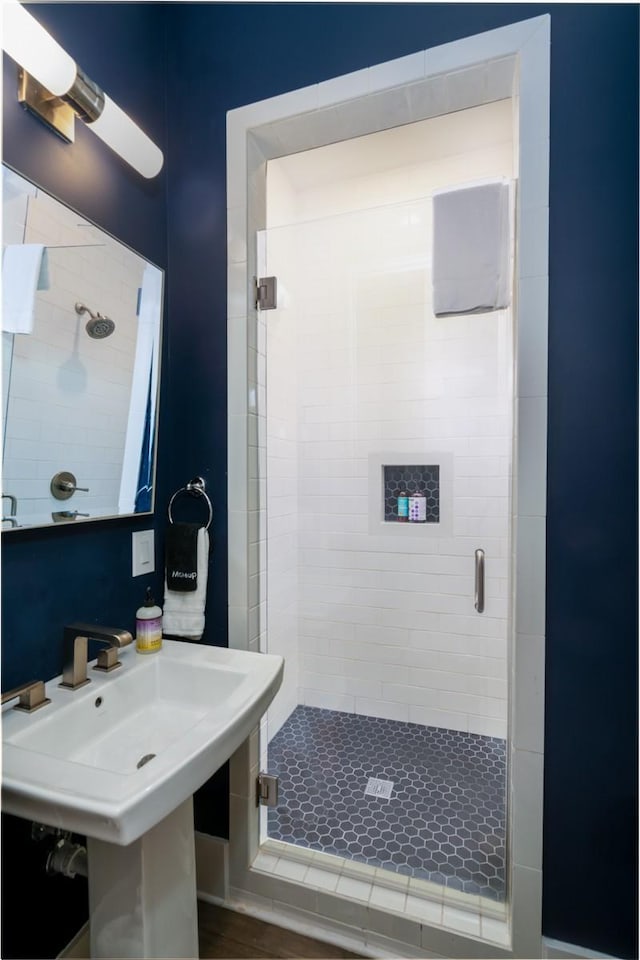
[167,476,213,531]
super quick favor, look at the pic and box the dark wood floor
[198,901,364,959]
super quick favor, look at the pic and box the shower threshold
[266,706,507,901]
[250,838,509,949]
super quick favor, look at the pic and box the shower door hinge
[256,276,277,310]
[256,772,279,807]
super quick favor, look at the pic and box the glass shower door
[259,194,512,902]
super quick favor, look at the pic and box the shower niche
[369,451,453,536]
[383,464,440,523]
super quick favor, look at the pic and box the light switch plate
[132,529,155,577]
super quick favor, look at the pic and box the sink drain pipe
[46,837,88,879]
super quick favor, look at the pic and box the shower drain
[364,777,394,799]
[136,753,156,769]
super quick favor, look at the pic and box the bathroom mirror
[2,164,164,530]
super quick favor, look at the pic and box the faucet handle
[92,628,133,673]
[2,680,50,713]
[94,643,122,673]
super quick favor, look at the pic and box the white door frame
[224,16,549,958]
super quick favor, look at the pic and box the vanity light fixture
[2,0,164,179]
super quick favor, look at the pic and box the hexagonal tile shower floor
[267,706,507,901]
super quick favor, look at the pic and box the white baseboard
[195,831,228,900]
[543,936,620,959]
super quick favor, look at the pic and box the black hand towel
[165,522,200,591]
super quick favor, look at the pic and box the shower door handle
[474,549,485,613]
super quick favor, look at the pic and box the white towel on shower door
[163,527,209,640]
[432,180,511,316]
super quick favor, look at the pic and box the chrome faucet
[2,679,50,713]
[60,623,133,690]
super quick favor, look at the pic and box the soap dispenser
[136,587,163,654]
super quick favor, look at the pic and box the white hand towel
[432,181,510,316]
[162,526,209,640]
[2,244,49,334]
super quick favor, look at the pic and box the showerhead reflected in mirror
[76,302,116,340]
[1,164,164,530]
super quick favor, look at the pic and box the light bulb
[88,95,164,180]
[2,0,76,96]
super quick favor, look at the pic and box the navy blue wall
[2,3,637,959]
[164,4,637,958]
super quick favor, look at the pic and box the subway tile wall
[265,101,514,739]
[3,182,145,526]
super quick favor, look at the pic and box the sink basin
[2,640,283,845]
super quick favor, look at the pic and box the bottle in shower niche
[408,490,427,523]
[136,587,163,654]
[397,490,409,522]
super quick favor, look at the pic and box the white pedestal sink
[2,641,284,958]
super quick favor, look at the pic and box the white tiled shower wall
[265,101,514,739]
[2,180,145,526]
